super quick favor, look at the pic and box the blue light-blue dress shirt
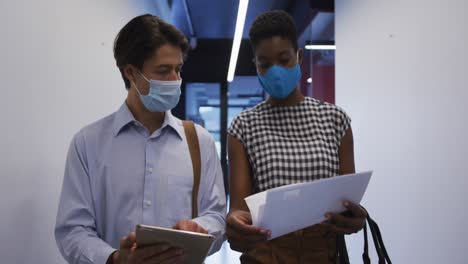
[55,103,226,264]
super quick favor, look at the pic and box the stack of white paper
[245,171,372,239]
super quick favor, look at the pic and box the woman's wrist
[106,250,118,264]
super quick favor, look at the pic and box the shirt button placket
[143,137,153,223]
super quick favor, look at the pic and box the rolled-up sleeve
[191,128,227,255]
[55,131,115,264]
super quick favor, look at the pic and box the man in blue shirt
[55,14,226,264]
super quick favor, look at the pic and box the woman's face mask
[258,63,302,99]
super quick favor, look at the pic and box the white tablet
[135,224,216,264]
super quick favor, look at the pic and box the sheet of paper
[245,171,372,239]
[244,190,267,227]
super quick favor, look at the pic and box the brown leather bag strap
[182,121,201,219]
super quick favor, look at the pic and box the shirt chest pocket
[163,157,194,222]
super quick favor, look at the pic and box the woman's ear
[297,48,304,65]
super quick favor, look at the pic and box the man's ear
[123,64,138,86]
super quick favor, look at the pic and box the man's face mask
[133,71,182,112]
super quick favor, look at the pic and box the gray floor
[205,241,241,264]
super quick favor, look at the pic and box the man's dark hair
[114,14,189,89]
[249,10,298,52]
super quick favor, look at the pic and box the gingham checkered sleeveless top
[228,97,351,193]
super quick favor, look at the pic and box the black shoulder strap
[367,214,392,263]
[337,234,350,264]
[362,212,392,264]
[363,221,371,264]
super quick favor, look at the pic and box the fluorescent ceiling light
[227,0,249,82]
[305,45,336,50]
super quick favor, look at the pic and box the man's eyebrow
[155,63,184,68]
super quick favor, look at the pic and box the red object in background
[300,59,335,104]
[299,57,311,97]
[312,64,335,104]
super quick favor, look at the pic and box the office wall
[336,1,468,263]
[0,1,161,263]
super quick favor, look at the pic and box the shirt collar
[113,103,135,137]
[162,110,184,140]
[113,102,184,140]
